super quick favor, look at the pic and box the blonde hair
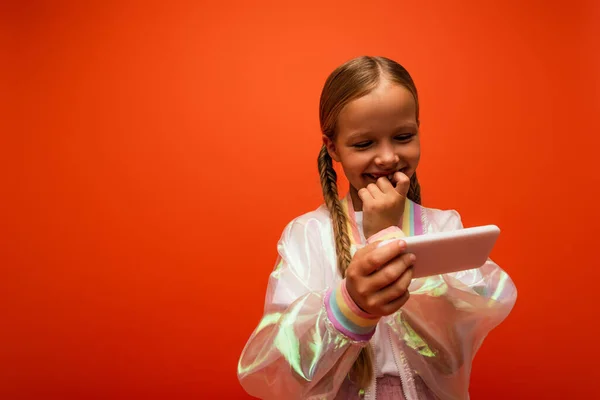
[318,56,421,388]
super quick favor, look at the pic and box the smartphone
[379,225,500,279]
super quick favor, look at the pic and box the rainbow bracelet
[325,279,380,341]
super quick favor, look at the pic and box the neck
[349,185,363,212]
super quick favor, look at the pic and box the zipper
[372,347,378,400]
[388,322,417,400]
[363,344,377,400]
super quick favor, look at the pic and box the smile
[364,168,407,182]
[366,173,395,180]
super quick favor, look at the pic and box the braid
[408,172,422,205]
[318,146,352,274]
[318,145,374,389]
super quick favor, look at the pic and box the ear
[322,135,341,162]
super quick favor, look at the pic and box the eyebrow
[346,123,419,140]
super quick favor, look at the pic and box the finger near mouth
[363,173,387,182]
[364,169,407,183]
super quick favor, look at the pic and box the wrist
[324,279,380,341]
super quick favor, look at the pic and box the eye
[353,141,373,149]
[395,134,414,142]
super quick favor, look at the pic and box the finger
[358,187,374,203]
[376,263,414,304]
[380,290,411,315]
[358,239,407,275]
[366,183,383,199]
[368,253,415,291]
[375,176,395,193]
[393,172,410,196]
[353,240,385,257]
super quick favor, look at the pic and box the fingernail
[408,254,416,262]
[397,240,406,249]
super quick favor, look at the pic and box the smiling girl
[237,56,517,400]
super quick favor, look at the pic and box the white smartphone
[379,225,500,279]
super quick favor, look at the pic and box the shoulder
[275,205,338,287]
[276,205,335,256]
[420,204,464,233]
[281,205,332,237]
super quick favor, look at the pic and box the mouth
[364,168,408,183]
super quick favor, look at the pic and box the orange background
[3,1,600,399]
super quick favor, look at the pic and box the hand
[345,239,415,317]
[359,171,411,240]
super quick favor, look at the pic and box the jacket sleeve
[389,210,518,375]
[237,217,377,400]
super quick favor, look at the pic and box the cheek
[340,153,369,178]
[404,142,421,165]
[412,148,421,165]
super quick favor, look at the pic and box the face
[323,80,420,210]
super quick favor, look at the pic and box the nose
[374,143,399,168]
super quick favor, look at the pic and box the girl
[237,56,517,400]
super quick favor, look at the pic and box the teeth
[367,173,395,181]
[367,173,396,180]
